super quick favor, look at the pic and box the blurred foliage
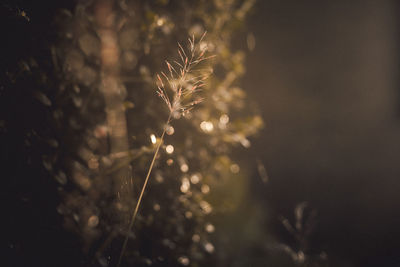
[1,0,266,266]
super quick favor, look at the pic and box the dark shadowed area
[244,0,400,266]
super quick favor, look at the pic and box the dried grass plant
[117,32,214,267]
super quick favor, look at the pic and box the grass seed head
[156,32,214,117]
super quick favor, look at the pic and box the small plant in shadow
[275,202,328,267]
[116,32,214,267]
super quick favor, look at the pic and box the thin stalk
[116,113,172,267]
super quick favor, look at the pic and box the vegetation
[2,0,265,266]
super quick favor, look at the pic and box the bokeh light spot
[88,215,99,228]
[204,242,215,253]
[190,173,201,184]
[180,177,190,193]
[178,256,190,266]
[205,223,215,233]
[180,164,189,173]
[200,121,214,132]
[201,184,210,194]
[150,134,156,144]
[230,164,240,174]
[166,144,174,154]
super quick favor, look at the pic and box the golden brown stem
[116,114,171,267]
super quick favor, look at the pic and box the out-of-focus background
[243,0,400,266]
[1,0,400,266]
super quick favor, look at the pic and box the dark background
[244,0,400,266]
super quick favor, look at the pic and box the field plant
[1,0,262,266]
[117,33,215,267]
[275,202,328,267]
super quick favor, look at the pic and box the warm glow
[185,211,193,219]
[230,164,240,174]
[219,114,229,124]
[192,234,200,242]
[180,163,189,173]
[150,134,156,144]
[200,121,214,132]
[178,256,190,266]
[166,144,174,154]
[166,125,175,135]
[201,184,210,194]
[180,177,190,193]
[88,215,99,228]
[200,200,212,214]
[204,242,215,253]
[205,223,215,233]
[190,173,201,184]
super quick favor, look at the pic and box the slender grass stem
[116,35,210,266]
[116,113,172,267]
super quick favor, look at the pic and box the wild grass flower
[117,32,214,267]
[156,32,214,118]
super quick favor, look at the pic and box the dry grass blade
[116,33,214,267]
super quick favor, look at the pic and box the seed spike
[188,36,194,51]
[199,31,207,43]
[173,60,183,69]
[157,74,164,87]
[165,61,175,77]
[157,35,213,115]
[178,42,187,61]
[178,49,184,63]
